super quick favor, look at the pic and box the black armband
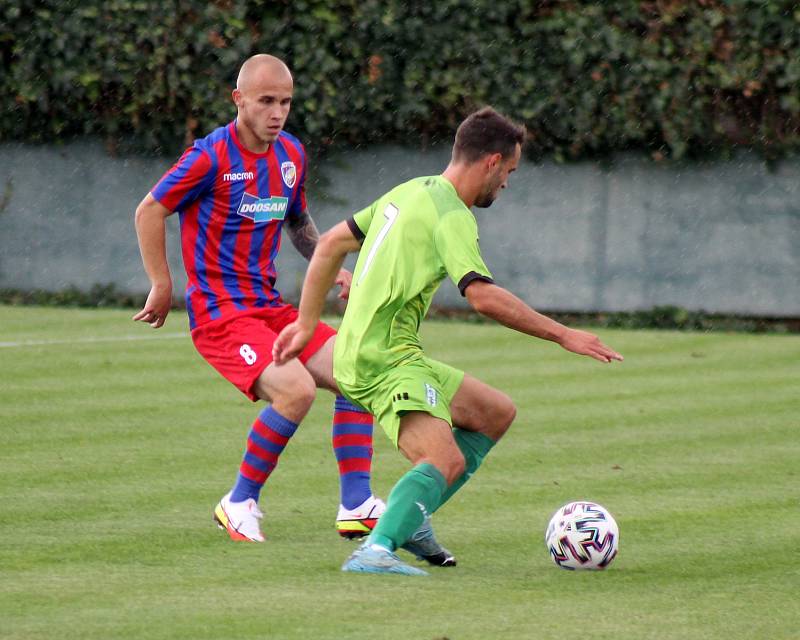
[346,217,365,242]
[458,272,494,297]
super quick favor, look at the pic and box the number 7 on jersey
[357,203,400,285]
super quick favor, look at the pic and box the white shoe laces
[226,497,263,522]
[250,502,264,520]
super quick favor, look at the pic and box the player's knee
[290,378,317,414]
[502,397,517,430]
[491,393,516,439]
[267,373,316,421]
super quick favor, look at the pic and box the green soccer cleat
[400,517,457,567]
[342,543,429,576]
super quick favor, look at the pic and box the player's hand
[132,283,172,328]
[273,320,315,365]
[335,268,352,300]
[557,328,623,363]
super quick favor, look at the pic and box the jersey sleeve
[288,143,308,217]
[347,201,378,242]
[150,145,215,213]
[434,210,494,296]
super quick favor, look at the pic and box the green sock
[369,463,446,552]
[434,429,496,512]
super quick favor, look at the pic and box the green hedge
[2,286,796,333]
[3,1,799,160]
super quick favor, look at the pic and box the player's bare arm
[464,279,623,363]
[273,220,361,364]
[133,193,173,328]
[286,208,353,299]
[285,208,320,260]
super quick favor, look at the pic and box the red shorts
[190,305,337,401]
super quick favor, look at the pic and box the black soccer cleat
[400,517,457,567]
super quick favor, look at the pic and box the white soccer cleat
[213,492,265,542]
[336,495,386,539]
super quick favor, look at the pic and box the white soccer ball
[545,501,619,570]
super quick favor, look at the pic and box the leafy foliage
[0,284,146,309]
[2,1,799,159]
[1,286,795,333]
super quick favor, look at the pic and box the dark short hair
[452,107,526,164]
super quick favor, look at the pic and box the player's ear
[232,88,242,107]
[485,152,503,170]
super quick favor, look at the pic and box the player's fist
[273,320,315,365]
[335,268,353,300]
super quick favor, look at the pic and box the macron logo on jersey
[223,171,254,182]
[236,192,289,223]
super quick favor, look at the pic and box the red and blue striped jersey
[151,121,308,329]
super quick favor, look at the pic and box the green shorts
[339,357,465,447]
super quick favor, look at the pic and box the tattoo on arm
[286,209,320,261]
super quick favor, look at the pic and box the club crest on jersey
[280,161,297,188]
[236,192,288,223]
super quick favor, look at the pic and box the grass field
[1,305,798,639]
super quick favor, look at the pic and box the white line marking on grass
[0,332,189,348]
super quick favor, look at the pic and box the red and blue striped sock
[230,406,299,503]
[332,396,374,509]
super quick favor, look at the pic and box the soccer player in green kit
[273,107,623,575]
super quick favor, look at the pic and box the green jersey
[334,175,493,388]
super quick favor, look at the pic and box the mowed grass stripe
[1,305,798,640]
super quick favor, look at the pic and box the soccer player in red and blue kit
[133,54,385,543]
